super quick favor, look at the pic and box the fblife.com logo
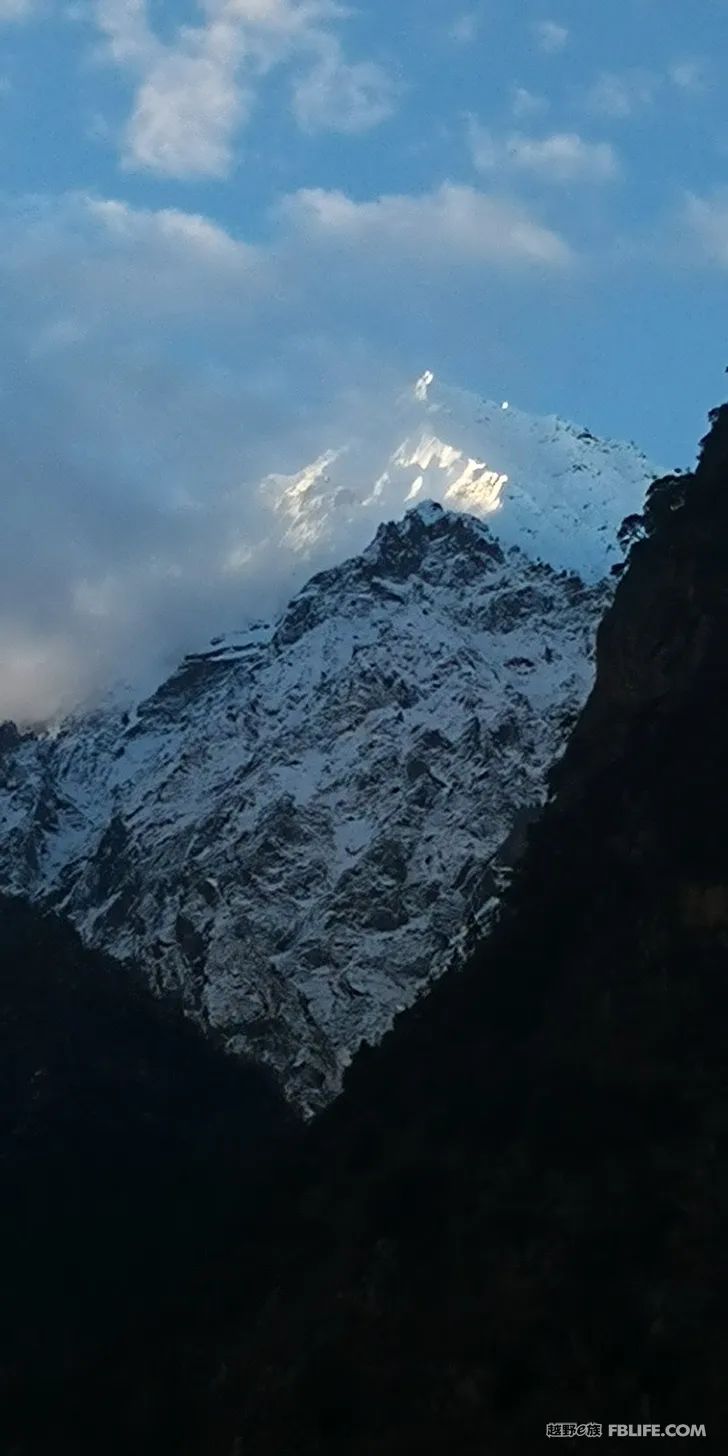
[545,1422,707,1439]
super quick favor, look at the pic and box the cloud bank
[0,184,574,723]
[468,121,621,185]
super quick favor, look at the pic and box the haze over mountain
[2,374,656,726]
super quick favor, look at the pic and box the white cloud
[94,0,155,67]
[281,182,573,268]
[292,36,398,134]
[534,20,568,54]
[93,0,395,177]
[123,31,250,177]
[681,191,728,268]
[468,121,620,185]
[2,192,264,326]
[669,58,709,94]
[0,193,287,720]
[585,61,709,122]
[222,0,341,36]
[86,195,258,266]
[511,86,548,120]
[585,69,658,119]
[93,0,255,176]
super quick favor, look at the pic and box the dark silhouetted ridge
[182,400,728,1455]
[0,894,295,1452]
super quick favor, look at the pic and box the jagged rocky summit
[0,382,657,1112]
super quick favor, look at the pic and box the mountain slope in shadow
[0,893,295,1452]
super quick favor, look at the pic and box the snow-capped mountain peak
[0,381,660,1113]
[260,374,658,585]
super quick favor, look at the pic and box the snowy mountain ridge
[0,382,658,1111]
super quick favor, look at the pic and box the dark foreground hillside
[8,402,728,1455]
[0,895,295,1452]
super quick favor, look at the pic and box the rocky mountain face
[0,501,614,1112]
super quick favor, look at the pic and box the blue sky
[2,0,728,718]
